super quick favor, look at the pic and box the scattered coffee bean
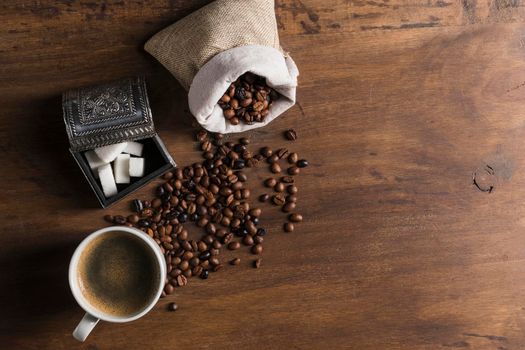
[287,166,300,175]
[127,214,139,224]
[274,182,285,192]
[228,241,241,250]
[259,194,270,202]
[288,152,298,164]
[166,302,178,312]
[281,176,294,184]
[270,163,281,174]
[297,159,309,168]
[113,215,126,225]
[276,148,288,159]
[200,270,209,279]
[284,222,294,232]
[230,258,241,265]
[252,244,263,255]
[243,235,254,246]
[260,147,272,157]
[284,129,297,141]
[272,194,286,206]
[287,185,298,194]
[282,202,296,213]
[289,213,303,222]
[103,214,114,223]
[131,199,143,213]
[264,178,277,187]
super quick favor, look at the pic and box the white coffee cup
[69,226,166,342]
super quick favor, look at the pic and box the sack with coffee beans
[144,0,299,134]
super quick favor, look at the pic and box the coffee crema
[77,231,160,317]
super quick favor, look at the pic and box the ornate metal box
[62,77,176,208]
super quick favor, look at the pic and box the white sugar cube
[129,157,145,177]
[98,164,118,198]
[84,150,107,178]
[123,141,144,156]
[94,142,128,163]
[113,154,130,184]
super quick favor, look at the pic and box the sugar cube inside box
[83,141,149,199]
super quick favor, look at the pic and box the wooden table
[2,1,525,349]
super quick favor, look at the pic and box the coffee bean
[104,214,114,223]
[224,109,235,119]
[210,257,220,266]
[276,148,288,159]
[280,176,294,183]
[264,178,277,187]
[170,268,182,277]
[113,215,126,225]
[289,213,303,222]
[183,269,192,278]
[163,171,174,180]
[179,260,189,271]
[167,302,178,311]
[237,172,248,182]
[287,166,300,175]
[127,214,139,224]
[252,244,263,255]
[297,159,309,168]
[253,258,262,269]
[284,129,297,141]
[243,235,254,246]
[282,202,296,213]
[176,275,188,286]
[230,258,241,265]
[190,257,200,267]
[272,194,286,206]
[152,198,162,208]
[196,130,208,142]
[288,152,298,164]
[131,199,143,213]
[199,251,211,260]
[240,137,250,145]
[183,251,193,260]
[260,147,272,157]
[228,241,241,250]
[254,235,264,244]
[249,208,262,217]
[164,283,174,295]
[274,182,285,192]
[287,185,298,194]
[259,194,270,202]
[284,222,294,232]
[200,270,209,279]
[270,163,281,174]
[256,228,266,236]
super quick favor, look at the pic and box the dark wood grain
[2,0,525,349]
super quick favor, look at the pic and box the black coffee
[77,231,160,317]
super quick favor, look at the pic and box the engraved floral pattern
[79,81,135,123]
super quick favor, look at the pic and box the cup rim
[68,226,166,323]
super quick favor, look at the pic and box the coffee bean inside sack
[85,141,146,198]
[218,72,280,126]
[103,130,308,304]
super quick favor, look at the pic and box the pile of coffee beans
[104,130,308,297]
[218,72,280,125]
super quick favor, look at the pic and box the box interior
[71,135,175,208]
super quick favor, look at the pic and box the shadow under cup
[69,227,166,322]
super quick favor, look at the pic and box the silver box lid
[62,76,156,152]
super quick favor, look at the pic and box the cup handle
[73,312,99,342]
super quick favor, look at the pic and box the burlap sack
[145,0,299,134]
